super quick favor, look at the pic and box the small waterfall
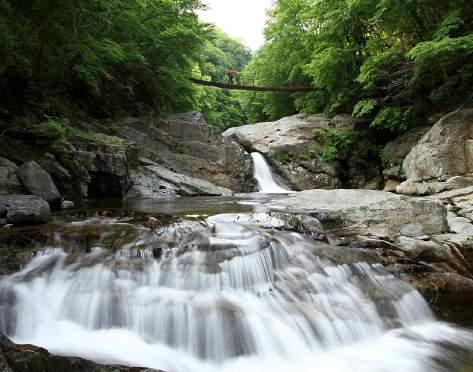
[0,215,472,372]
[251,152,292,193]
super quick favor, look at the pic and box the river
[0,153,472,371]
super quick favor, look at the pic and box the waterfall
[0,215,472,372]
[251,152,292,193]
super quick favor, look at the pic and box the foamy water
[1,214,472,371]
[251,152,293,193]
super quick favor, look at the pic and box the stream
[0,154,473,371]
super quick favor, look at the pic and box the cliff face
[0,112,253,206]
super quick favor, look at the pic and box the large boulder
[224,113,332,155]
[382,126,430,189]
[268,189,448,244]
[0,157,23,196]
[17,161,61,209]
[224,114,339,190]
[0,195,50,224]
[397,109,473,195]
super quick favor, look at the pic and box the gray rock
[61,200,75,210]
[383,179,400,192]
[126,165,232,200]
[447,211,473,234]
[224,114,341,190]
[0,218,6,226]
[0,195,51,224]
[396,236,449,262]
[268,189,448,243]
[432,233,473,269]
[224,113,331,156]
[0,157,23,196]
[402,109,473,182]
[0,157,17,169]
[17,161,61,208]
[382,126,430,181]
[110,113,253,192]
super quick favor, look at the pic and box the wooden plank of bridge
[190,78,313,93]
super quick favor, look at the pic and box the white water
[251,152,292,193]
[1,215,472,371]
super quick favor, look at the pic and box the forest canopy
[0,0,249,122]
[1,0,472,133]
[241,0,473,131]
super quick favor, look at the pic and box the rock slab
[0,195,51,224]
[269,189,448,243]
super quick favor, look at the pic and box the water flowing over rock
[251,152,292,193]
[224,114,339,190]
[225,114,380,190]
[0,214,472,371]
[397,109,473,195]
[17,161,61,209]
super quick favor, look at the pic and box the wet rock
[269,189,448,243]
[396,236,450,263]
[406,272,473,318]
[17,161,61,209]
[0,195,50,225]
[0,157,23,197]
[0,334,161,372]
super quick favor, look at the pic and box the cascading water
[251,152,292,193]
[1,214,472,372]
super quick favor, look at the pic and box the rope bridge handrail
[189,78,313,92]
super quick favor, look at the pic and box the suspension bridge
[190,78,313,93]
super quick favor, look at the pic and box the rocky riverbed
[1,107,473,369]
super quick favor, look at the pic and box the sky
[198,0,274,51]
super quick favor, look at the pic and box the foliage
[194,28,252,128]
[273,152,291,165]
[40,118,73,141]
[241,0,473,130]
[313,128,380,163]
[0,0,207,117]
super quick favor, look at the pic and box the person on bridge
[227,67,235,85]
